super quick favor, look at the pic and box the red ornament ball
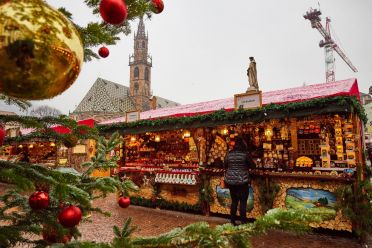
[99,0,128,25]
[29,191,49,210]
[118,196,130,208]
[151,0,164,14]
[98,46,110,58]
[0,127,5,146]
[58,205,82,228]
[42,227,71,244]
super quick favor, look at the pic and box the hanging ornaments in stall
[98,46,110,58]
[118,196,130,208]
[99,0,128,25]
[151,0,164,14]
[0,126,5,146]
[58,205,82,228]
[29,191,49,210]
[0,0,84,100]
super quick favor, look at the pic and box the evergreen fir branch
[73,0,153,61]
[335,166,372,240]
[57,7,73,20]
[0,94,31,111]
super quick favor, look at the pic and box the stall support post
[352,113,365,180]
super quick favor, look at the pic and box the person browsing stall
[223,136,255,225]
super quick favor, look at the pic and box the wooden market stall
[99,78,366,231]
[2,119,96,169]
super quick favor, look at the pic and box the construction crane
[304,8,357,83]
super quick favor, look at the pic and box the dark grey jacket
[224,150,254,185]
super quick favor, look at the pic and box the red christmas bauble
[62,134,78,148]
[151,0,164,14]
[99,0,128,25]
[29,191,49,210]
[118,196,130,208]
[0,127,5,146]
[98,46,110,58]
[42,227,71,244]
[58,205,82,228]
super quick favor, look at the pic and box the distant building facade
[71,18,179,121]
[361,92,372,105]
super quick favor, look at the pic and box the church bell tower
[129,17,152,111]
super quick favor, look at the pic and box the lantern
[182,130,191,138]
[264,126,273,141]
[221,128,228,136]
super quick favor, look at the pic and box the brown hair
[233,137,247,151]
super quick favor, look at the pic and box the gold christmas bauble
[0,0,84,100]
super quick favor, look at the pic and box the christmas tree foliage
[0,129,139,247]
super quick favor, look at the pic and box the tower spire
[136,16,146,38]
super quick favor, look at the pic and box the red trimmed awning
[52,119,95,134]
[100,78,360,125]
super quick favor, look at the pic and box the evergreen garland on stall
[99,96,367,135]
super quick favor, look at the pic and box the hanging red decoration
[0,127,5,146]
[118,196,130,208]
[99,0,128,25]
[58,205,82,228]
[29,191,49,210]
[98,46,110,58]
[63,134,78,148]
[42,226,72,244]
[151,0,164,14]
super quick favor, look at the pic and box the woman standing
[224,137,255,225]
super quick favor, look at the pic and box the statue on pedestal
[247,57,259,92]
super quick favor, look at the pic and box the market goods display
[0,0,83,100]
[207,136,227,165]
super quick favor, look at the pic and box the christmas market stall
[99,78,366,231]
[1,119,96,169]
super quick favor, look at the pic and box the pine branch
[0,94,31,112]
[60,0,154,61]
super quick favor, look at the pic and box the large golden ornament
[0,0,84,100]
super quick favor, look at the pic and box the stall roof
[100,78,360,125]
[21,119,95,136]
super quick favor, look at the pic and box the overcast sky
[35,0,372,114]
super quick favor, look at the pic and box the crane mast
[304,8,357,83]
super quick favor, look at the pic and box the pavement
[0,184,363,247]
[79,193,362,248]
